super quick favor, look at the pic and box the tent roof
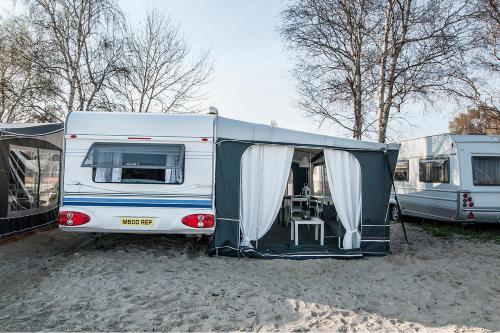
[0,123,63,137]
[217,117,398,151]
[64,111,398,151]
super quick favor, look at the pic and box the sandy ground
[0,224,499,332]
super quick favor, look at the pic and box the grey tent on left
[0,123,63,237]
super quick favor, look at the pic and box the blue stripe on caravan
[63,197,212,208]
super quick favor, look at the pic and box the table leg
[320,223,324,246]
[295,224,299,246]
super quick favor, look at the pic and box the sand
[0,223,498,332]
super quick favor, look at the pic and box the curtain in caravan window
[165,152,183,183]
[95,152,122,182]
[240,145,294,247]
[472,156,500,185]
[324,150,362,250]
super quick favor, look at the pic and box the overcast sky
[1,0,457,141]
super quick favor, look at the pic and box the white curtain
[95,152,122,182]
[165,153,182,184]
[324,149,362,249]
[240,145,294,247]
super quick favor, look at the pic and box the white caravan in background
[59,112,216,235]
[390,134,500,223]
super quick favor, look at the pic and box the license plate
[120,217,155,227]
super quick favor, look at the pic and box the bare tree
[375,0,473,142]
[281,0,477,142]
[444,0,499,117]
[0,18,59,122]
[281,0,381,139]
[112,10,212,113]
[25,0,125,115]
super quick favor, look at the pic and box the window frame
[418,156,450,183]
[394,160,409,182]
[82,142,186,185]
[471,156,500,186]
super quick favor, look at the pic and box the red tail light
[462,193,474,208]
[181,214,214,228]
[58,211,91,226]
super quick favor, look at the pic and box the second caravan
[390,134,500,223]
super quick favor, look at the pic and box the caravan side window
[472,156,500,186]
[82,143,184,184]
[395,160,409,181]
[419,157,450,183]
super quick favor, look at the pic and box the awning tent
[209,117,399,259]
[0,123,64,237]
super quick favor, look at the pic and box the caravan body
[60,112,215,234]
[390,134,500,223]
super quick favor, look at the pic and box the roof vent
[208,106,218,115]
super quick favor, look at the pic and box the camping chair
[310,197,324,217]
[290,196,305,222]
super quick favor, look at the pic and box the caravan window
[395,160,409,181]
[472,156,500,186]
[82,143,184,184]
[419,157,450,183]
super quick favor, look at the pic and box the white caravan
[60,112,215,235]
[390,134,500,223]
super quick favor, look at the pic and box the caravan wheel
[391,205,401,221]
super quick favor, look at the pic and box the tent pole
[255,146,264,249]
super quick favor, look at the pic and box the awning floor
[245,211,362,259]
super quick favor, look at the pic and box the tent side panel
[0,137,62,237]
[349,149,398,255]
[0,208,58,236]
[212,140,252,252]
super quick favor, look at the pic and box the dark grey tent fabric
[208,137,399,259]
[211,140,252,255]
[0,123,63,136]
[0,126,63,237]
[291,163,307,195]
[351,149,398,255]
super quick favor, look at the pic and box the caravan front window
[82,143,184,184]
[472,156,500,186]
[395,160,409,181]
